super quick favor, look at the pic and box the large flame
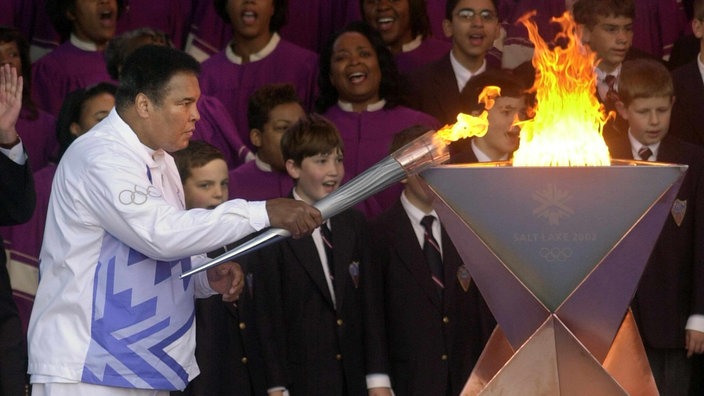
[435,86,501,142]
[512,11,611,166]
[433,11,612,166]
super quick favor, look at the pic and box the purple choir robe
[192,95,251,169]
[184,0,231,61]
[396,37,451,76]
[16,107,58,172]
[29,0,61,57]
[280,0,360,53]
[0,0,34,38]
[632,0,689,59]
[322,104,440,218]
[0,163,56,334]
[228,160,294,201]
[31,41,115,116]
[117,0,188,49]
[426,1,449,43]
[199,38,318,152]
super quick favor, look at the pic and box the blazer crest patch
[349,261,360,288]
[671,199,686,227]
[457,264,472,292]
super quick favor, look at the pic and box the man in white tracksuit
[27,45,321,396]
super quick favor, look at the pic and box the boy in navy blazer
[605,58,704,396]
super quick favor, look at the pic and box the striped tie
[320,223,334,282]
[421,216,444,291]
[638,146,652,161]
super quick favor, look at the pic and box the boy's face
[362,0,413,51]
[581,15,633,73]
[68,0,118,46]
[251,102,305,172]
[286,149,345,204]
[183,158,229,209]
[404,174,433,207]
[227,0,274,39]
[442,0,499,68]
[615,96,673,147]
[474,95,524,159]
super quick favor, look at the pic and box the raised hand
[0,64,22,145]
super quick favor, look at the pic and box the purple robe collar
[225,33,280,64]
[70,34,99,51]
[254,155,274,172]
[401,35,423,52]
[337,99,386,112]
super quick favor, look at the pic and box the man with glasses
[405,0,501,125]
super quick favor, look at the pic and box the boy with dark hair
[450,69,529,163]
[406,0,501,125]
[367,125,495,395]
[605,58,704,396]
[572,0,636,112]
[251,114,392,396]
[228,83,304,201]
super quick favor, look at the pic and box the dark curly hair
[315,21,402,113]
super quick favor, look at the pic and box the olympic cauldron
[418,159,685,395]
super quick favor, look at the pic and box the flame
[435,86,501,143]
[512,11,611,166]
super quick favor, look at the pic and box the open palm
[0,64,23,140]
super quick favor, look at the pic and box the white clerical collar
[226,33,280,64]
[471,138,508,162]
[254,154,273,172]
[627,129,660,161]
[337,99,386,112]
[401,35,423,53]
[449,51,486,92]
[70,33,99,51]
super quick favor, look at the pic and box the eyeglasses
[455,8,498,22]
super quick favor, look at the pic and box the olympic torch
[180,127,467,279]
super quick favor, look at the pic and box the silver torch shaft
[180,129,451,278]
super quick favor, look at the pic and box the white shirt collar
[595,64,621,100]
[400,189,441,252]
[627,129,660,161]
[697,53,704,86]
[337,99,387,112]
[70,33,99,51]
[449,51,486,92]
[401,35,423,53]
[226,33,280,64]
[471,138,509,162]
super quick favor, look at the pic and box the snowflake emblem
[532,184,574,225]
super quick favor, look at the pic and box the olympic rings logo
[539,247,573,262]
[119,185,161,205]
